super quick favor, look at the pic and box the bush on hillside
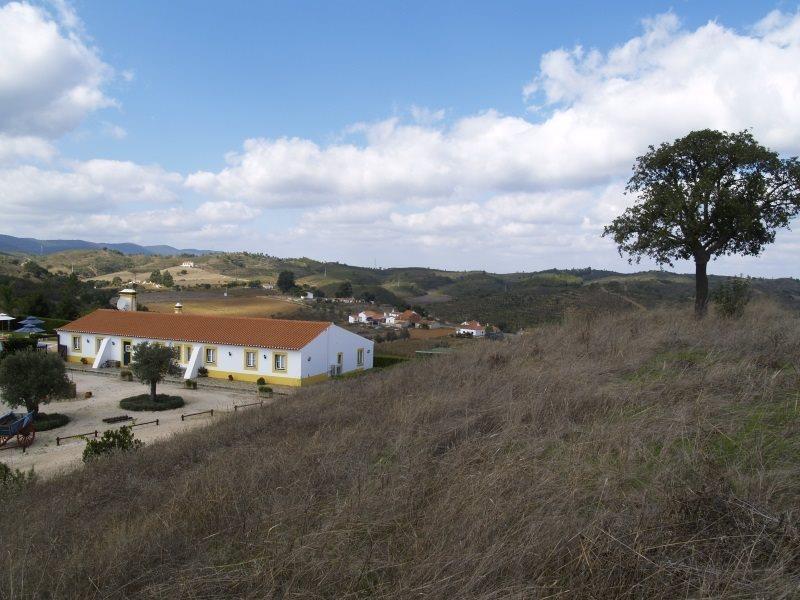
[119,394,184,411]
[373,355,408,368]
[82,426,142,462]
[0,463,35,492]
[712,278,752,318]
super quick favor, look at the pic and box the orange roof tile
[57,309,330,350]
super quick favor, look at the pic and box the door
[122,340,132,366]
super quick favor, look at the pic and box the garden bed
[119,394,185,412]
[33,412,70,431]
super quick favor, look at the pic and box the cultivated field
[1,301,799,597]
[140,288,301,318]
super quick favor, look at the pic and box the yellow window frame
[243,348,258,370]
[204,346,217,366]
[272,352,287,373]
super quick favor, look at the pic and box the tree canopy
[130,342,180,402]
[0,350,71,414]
[277,270,296,293]
[604,130,800,315]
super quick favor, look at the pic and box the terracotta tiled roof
[398,309,422,322]
[57,309,330,350]
[361,310,385,319]
[460,320,484,330]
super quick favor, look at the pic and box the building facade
[57,310,373,386]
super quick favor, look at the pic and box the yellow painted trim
[243,348,258,370]
[272,352,288,373]
[66,355,83,363]
[201,369,332,387]
[204,345,218,366]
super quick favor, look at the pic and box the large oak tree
[604,130,800,316]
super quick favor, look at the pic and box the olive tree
[130,342,180,403]
[0,350,71,415]
[604,130,800,316]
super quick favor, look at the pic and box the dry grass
[2,301,800,598]
[409,326,456,339]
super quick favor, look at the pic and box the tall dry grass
[1,301,799,598]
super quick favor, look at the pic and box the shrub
[184,379,198,390]
[373,355,408,368]
[198,367,208,377]
[258,385,272,395]
[119,394,184,411]
[228,374,234,381]
[80,357,88,365]
[712,278,752,318]
[0,463,36,491]
[33,412,70,431]
[256,377,266,386]
[82,426,142,462]
[120,369,133,381]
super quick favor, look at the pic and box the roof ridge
[93,308,332,326]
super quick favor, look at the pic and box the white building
[57,309,373,386]
[457,320,486,337]
[349,310,386,325]
[180,261,195,268]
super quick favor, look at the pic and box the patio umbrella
[19,316,44,325]
[14,325,44,334]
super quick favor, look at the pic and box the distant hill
[0,234,213,256]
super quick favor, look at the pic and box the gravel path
[1,371,282,478]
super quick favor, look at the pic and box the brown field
[140,288,300,318]
[409,326,456,339]
[2,302,799,597]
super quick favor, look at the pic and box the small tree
[148,270,162,285]
[277,270,296,293]
[604,130,800,316]
[161,270,174,287]
[0,350,71,415]
[129,342,180,403]
[336,281,353,298]
[712,278,752,318]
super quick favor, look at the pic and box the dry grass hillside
[2,302,800,598]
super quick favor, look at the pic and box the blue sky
[2,0,800,275]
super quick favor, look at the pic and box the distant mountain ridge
[0,234,214,256]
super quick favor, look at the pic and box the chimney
[118,288,137,312]
[174,302,183,314]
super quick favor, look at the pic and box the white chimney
[174,302,183,314]
[117,288,137,312]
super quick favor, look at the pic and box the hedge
[119,394,184,411]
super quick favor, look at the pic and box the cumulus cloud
[188,11,800,216]
[0,160,183,218]
[0,1,115,139]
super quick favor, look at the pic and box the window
[357,348,364,367]
[244,349,257,369]
[205,347,216,365]
[72,336,81,351]
[273,353,287,372]
[95,337,104,353]
[184,345,193,363]
[337,352,343,365]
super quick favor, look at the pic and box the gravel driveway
[1,371,278,477]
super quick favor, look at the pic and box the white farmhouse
[180,261,195,268]
[57,309,373,386]
[457,320,486,337]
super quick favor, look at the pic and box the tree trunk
[150,380,157,403]
[695,258,709,318]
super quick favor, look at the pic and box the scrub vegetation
[0,300,798,597]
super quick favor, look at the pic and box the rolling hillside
[3,246,799,330]
[2,302,799,597]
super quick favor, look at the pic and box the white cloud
[101,121,127,139]
[187,10,800,226]
[0,1,114,139]
[0,134,56,163]
[195,200,260,221]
